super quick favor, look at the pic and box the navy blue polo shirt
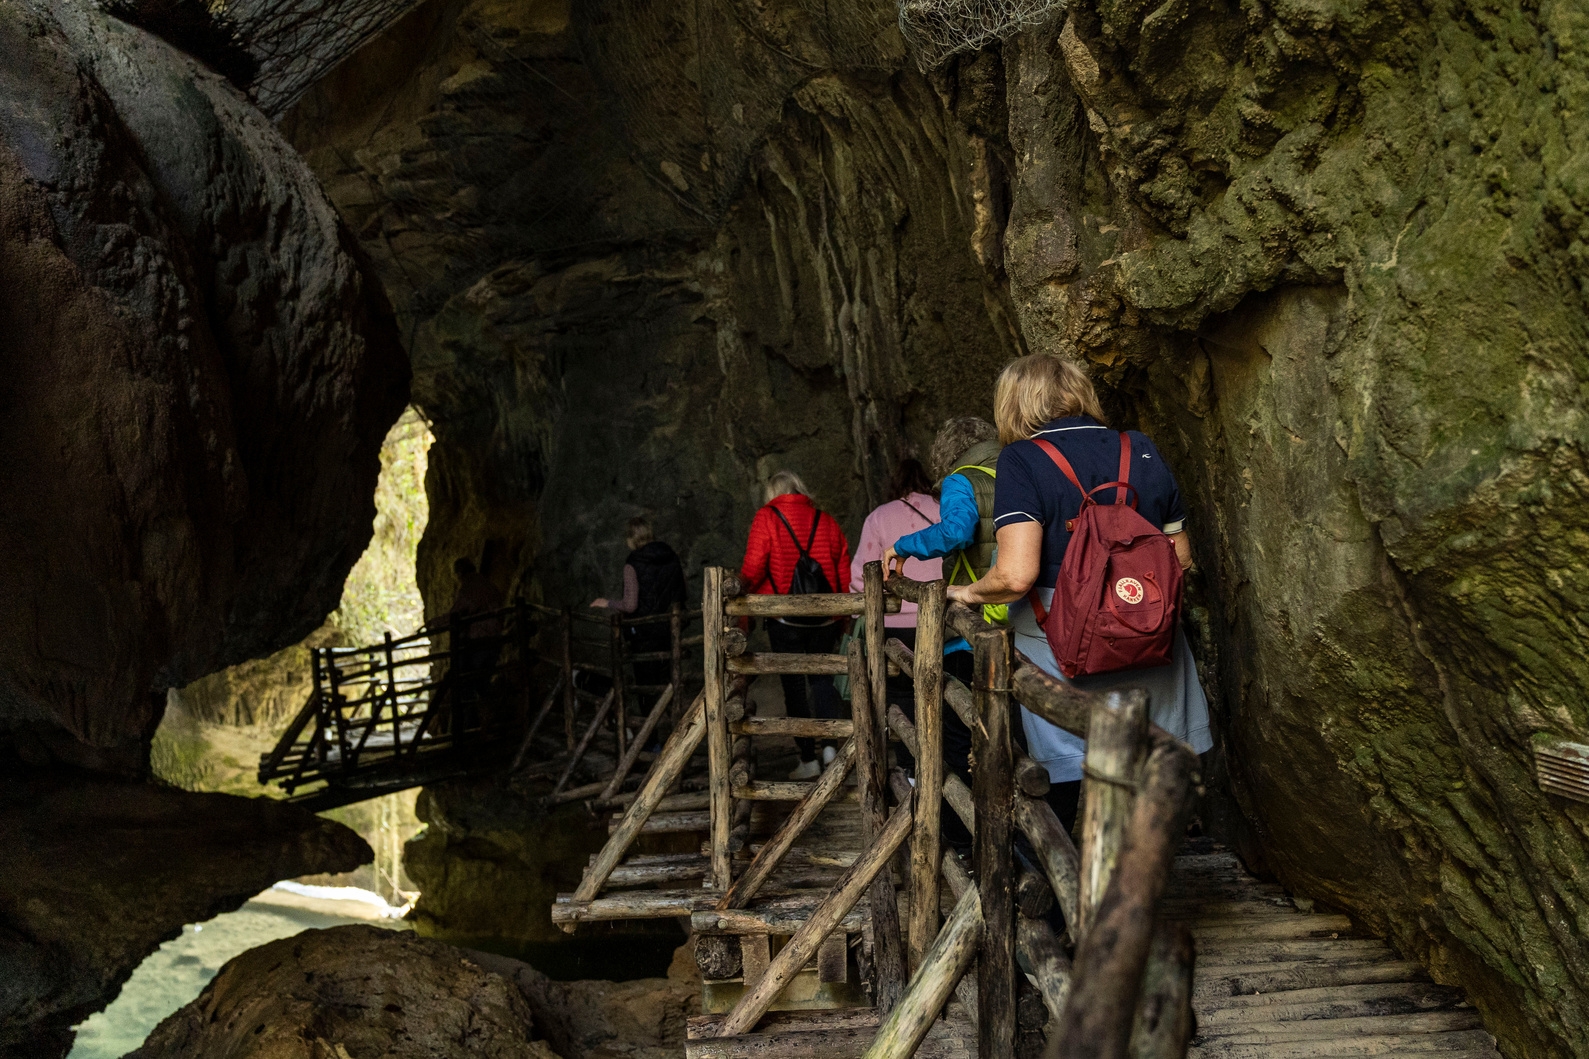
[993,417,1186,585]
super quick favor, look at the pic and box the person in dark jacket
[594,517,687,706]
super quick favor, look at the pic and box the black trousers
[765,619,842,761]
[888,632,976,850]
[625,623,672,712]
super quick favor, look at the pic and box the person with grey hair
[740,470,852,778]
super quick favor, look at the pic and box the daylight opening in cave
[3,1,1584,1058]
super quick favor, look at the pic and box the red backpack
[1027,433,1183,678]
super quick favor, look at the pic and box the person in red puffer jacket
[740,470,852,779]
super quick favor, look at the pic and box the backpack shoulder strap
[900,499,933,527]
[1031,439,1087,496]
[804,508,822,552]
[952,463,997,478]
[771,506,810,558]
[1115,432,1132,506]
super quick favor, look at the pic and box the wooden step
[552,888,719,924]
[1160,897,1299,918]
[1196,1008,1486,1043]
[609,809,711,833]
[1195,959,1428,1003]
[1194,938,1394,965]
[1199,982,1467,1028]
[1189,1028,1500,1058]
[606,855,710,886]
[1189,913,1357,942]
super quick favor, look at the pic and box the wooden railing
[878,573,1200,1059]
[553,562,1198,1059]
[258,599,703,811]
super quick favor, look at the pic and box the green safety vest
[944,439,1008,625]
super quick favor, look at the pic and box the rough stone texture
[126,924,699,1059]
[286,1,1589,1056]
[469,943,701,1059]
[281,0,1020,612]
[0,762,371,1059]
[0,0,409,758]
[128,925,559,1059]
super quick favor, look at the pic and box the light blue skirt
[1013,589,1213,783]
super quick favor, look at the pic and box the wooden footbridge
[550,563,1503,1059]
[257,600,701,810]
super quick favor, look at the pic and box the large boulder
[0,0,409,760]
[127,924,698,1059]
[0,766,371,1058]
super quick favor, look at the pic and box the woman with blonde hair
[945,353,1211,830]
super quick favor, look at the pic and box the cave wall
[286,0,1589,1055]
[0,0,409,760]
[283,0,1019,612]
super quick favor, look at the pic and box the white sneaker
[789,759,821,780]
[822,745,837,765]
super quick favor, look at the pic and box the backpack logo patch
[1115,577,1144,605]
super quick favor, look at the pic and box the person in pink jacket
[851,456,971,851]
[850,458,942,627]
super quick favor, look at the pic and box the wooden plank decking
[1166,842,1501,1058]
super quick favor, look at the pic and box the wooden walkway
[1164,841,1501,1058]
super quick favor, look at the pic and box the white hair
[764,470,810,503]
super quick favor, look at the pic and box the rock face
[0,0,409,760]
[129,924,699,1059]
[284,1,1589,1056]
[129,925,558,1059]
[0,763,371,1059]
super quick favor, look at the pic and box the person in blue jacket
[880,416,1001,852]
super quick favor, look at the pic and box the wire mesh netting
[896,0,1068,70]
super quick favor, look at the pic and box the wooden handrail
[1050,734,1197,1059]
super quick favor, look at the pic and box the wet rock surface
[0,764,370,1059]
[0,0,409,758]
[290,1,1589,1055]
[127,924,699,1059]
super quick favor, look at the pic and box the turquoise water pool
[68,890,409,1059]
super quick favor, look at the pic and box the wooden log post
[670,603,684,720]
[600,683,677,800]
[610,613,627,762]
[713,778,917,1038]
[861,882,982,1059]
[571,692,707,904]
[908,578,947,973]
[561,607,576,750]
[550,689,615,798]
[1012,795,1083,934]
[382,631,398,749]
[728,729,754,854]
[720,739,856,909]
[1077,690,1148,937]
[887,637,1049,798]
[1018,915,1074,1031]
[973,627,1016,1059]
[1050,735,1197,1059]
[510,674,565,772]
[1128,922,1195,1059]
[863,562,888,767]
[886,704,975,832]
[851,636,906,1013]
[703,567,733,890]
